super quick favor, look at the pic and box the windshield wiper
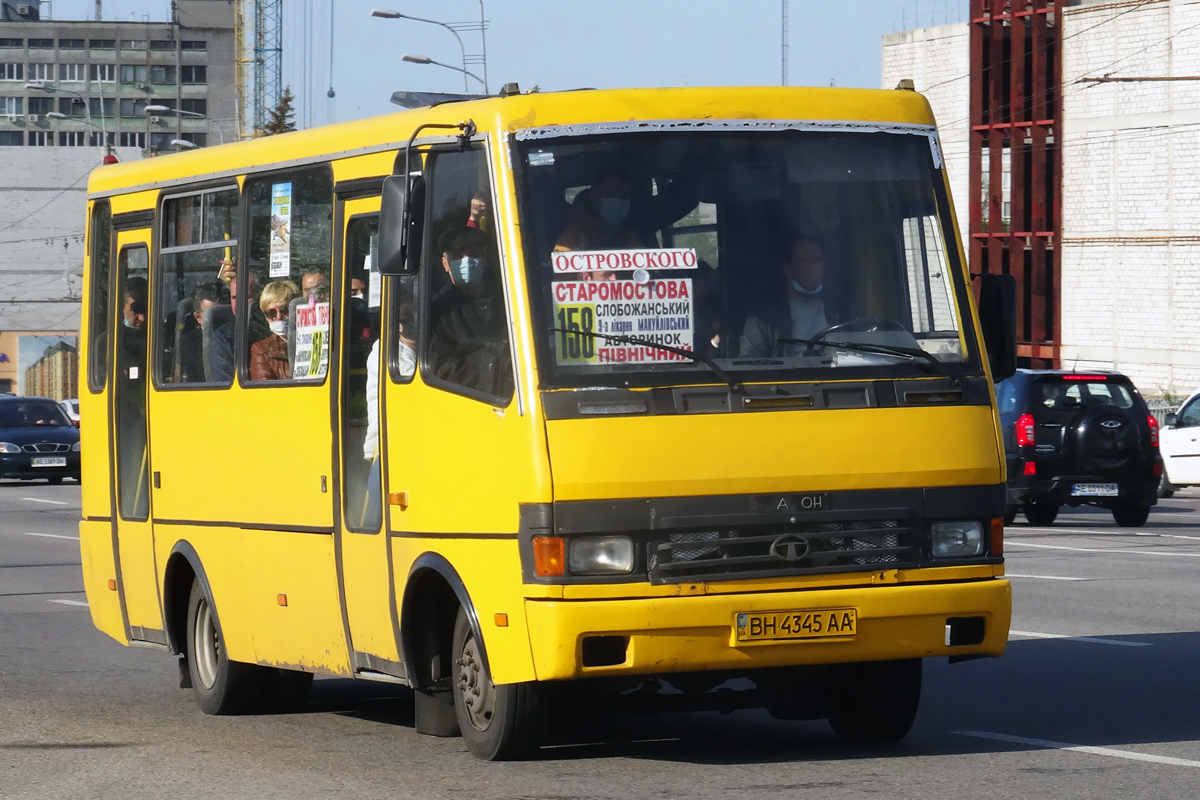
[778,337,962,386]
[551,327,744,395]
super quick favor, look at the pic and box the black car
[0,396,81,484]
[995,369,1160,527]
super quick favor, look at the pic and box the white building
[883,0,1200,395]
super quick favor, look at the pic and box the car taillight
[1148,414,1159,447]
[1016,413,1035,447]
[1023,461,1037,476]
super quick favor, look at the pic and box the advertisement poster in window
[269,182,292,278]
[293,301,330,379]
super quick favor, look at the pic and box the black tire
[261,668,314,713]
[1003,505,1019,526]
[826,659,922,743]
[1024,501,1059,526]
[186,579,267,715]
[1112,502,1151,528]
[47,476,62,485]
[1158,472,1176,499]
[451,607,544,760]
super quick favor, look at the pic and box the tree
[261,86,297,136]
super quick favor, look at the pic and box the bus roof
[86,85,937,199]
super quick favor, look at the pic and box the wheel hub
[456,632,495,732]
[193,597,220,690]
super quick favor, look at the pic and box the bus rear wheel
[451,607,544,760]
[825,658,922,744]
[186,579,266,715]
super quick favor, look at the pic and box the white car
[1158,390,1200,495]
[58,398,79,427]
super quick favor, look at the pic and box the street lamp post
[371,8,478,92]
[400,53,484,89]
[145,105,217,148]
[25,81,106,148]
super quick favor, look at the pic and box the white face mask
[269,319,289,337]
[791,280,823,296]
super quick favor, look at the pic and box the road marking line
[46,599,88,608]
[956,730,1200,768]
[1009,630,1151,647]
[20,497,70,506]
[1005,573,1087,581]
[22,532,79,541]
[1006,541,1200,558]
[1019,528,1200,541]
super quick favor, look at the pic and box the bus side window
[87,200,112,392]
[243,166,334,383]
[156,187,238,386]
[420,148,513,405]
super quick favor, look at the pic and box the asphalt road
[5,480,1200,799]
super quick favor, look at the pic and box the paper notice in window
[550,247,698,274]
[366,253,381,309]
[293,301,330,380]
[269,182,292,278]
[551,278,693,365]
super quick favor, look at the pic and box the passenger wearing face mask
[427,228,512,398]
[249,280,300,381]
[554,173,644,253]
[740,236,840,358]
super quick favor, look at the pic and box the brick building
[884,0,1200,395]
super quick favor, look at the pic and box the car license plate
[1071,482,1118,497]
[31,457,66,468]
[735,608,857,643]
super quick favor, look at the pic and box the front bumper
[524,577,1011,681]
[0,452,79,480]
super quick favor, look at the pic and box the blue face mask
[598,197,630,227]
[123,317,139,329]
[451,256,484,286]
[791,280,823,296]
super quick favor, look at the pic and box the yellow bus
[80,84,1017,760]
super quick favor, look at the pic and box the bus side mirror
[377,174,426,276]
[978,272,1017,382]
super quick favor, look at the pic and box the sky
[49,0,970,129]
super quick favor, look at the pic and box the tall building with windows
[0,0,234,335]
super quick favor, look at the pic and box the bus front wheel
[825,658,922,743]
[186,579,266,715]
[451,607,544,760]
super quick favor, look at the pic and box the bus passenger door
[334,198,402,673]
[111,230,162,637]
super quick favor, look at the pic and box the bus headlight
[931,521,984,558]
[569,536,634,575]
[0,442,20,454]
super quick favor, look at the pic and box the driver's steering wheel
[810,317,908,343]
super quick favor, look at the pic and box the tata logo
[770,534,811,562]
[1100,420,1122,429]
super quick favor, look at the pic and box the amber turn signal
[990,517,1004,556]
[532,536,565,577]
[277,593,288,607]
[107,579,117,591]
[494,613,509,627]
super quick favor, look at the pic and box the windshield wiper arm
[551,327,744,395]
[777,337,961,385]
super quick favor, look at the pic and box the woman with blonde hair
[250,279,299,381]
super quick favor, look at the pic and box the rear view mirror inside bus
[377,174,426,276]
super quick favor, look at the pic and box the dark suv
[996,370,1161,527]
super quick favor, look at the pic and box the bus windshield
[514,127,979,388]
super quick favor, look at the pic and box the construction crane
[234,0,283,139]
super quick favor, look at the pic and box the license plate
[736,608,857,643]
[1071,482,1118,497]
[31,457,66,468]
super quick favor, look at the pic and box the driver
[740,235,833,357]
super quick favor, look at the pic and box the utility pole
[781,0,789,87]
